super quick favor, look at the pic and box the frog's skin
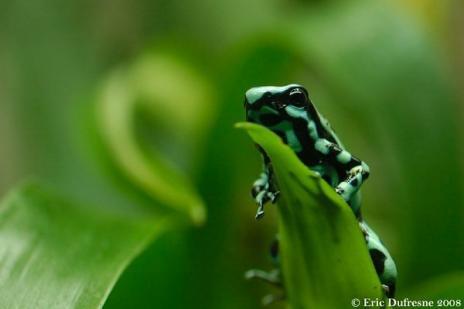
[244,84,397,298]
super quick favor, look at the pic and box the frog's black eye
[288,89,307,108]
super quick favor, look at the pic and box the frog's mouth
[246,104,284,128]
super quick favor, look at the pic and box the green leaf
[97,53,214,225]
[236,122,383,309]
[0,182,167,308]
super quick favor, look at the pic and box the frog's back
[318,113,345,149]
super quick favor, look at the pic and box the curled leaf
[97,53,215,225]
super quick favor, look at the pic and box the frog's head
[244,84,316,127]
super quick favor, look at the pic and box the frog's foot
[269,190,280,203]
[255,203,265,220]
[245,268,282,287]
[254,191,280,220]
[348,165,364,177]
[246,269,285,306]
[382,284,395,298]
[262,293,285,306]
[335,186,345,196]
[382,285,391,297]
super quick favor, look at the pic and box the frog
[243,84,397,299]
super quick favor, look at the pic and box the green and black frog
[244,84,397,299]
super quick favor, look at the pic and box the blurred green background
[1,0,463,307]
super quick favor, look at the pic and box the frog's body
[244,84,397,298]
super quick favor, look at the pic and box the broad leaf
[0,183,166,308]
[237,122,383,309]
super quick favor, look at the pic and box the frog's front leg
[252,146,280,219]
[252,168,280,219]
[315,139,370,206]
[335,162,370,203]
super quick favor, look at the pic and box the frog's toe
[269,191,280,203]
[255,204,265,220]
[382,283,396,298]
[262,293,285,306]
[245,268,282,286]
[348,165,364,177]
[382,284,390,294]
[254,189,280,219]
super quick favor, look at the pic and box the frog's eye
[288,89,307,108]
